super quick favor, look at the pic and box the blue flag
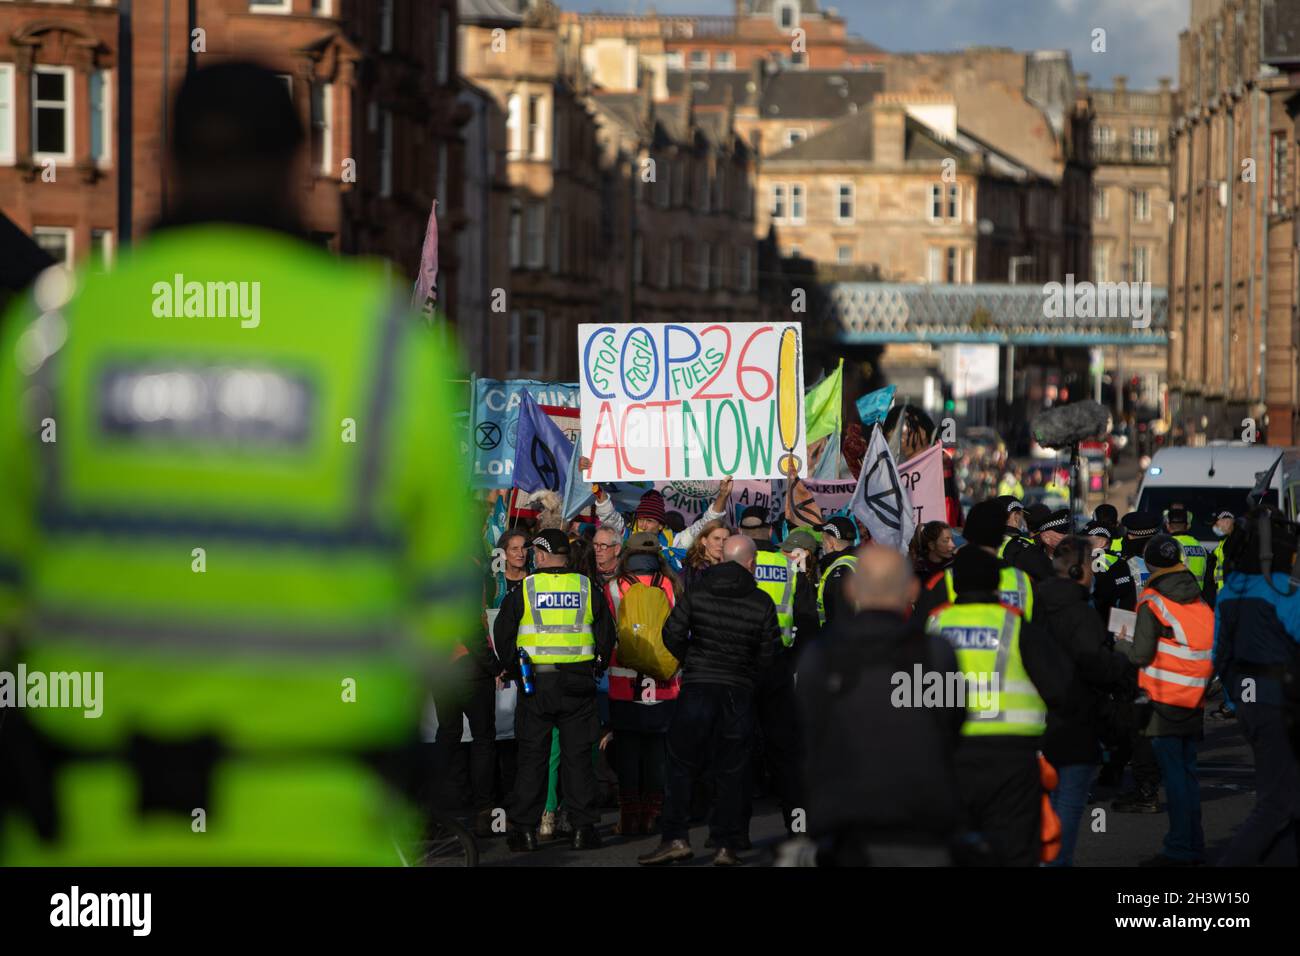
[561,440,651,521]
[855,385,896,427]
[513,392,573,494]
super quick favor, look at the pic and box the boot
[538,810,557,840]
[1112,785,1160,814]
[640,791,663,835]
[637,839,693,865]
[615,791,643,837]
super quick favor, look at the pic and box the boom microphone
[1031,401,1112,450]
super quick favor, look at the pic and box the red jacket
[605,574,682,703]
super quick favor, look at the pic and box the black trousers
[662,683,754,850]
[432,673,496,811]
[955,745,1042,867]
[742,652,803,833]
[611,730,666,795]
[506,671,599,829]
[1219,701,1300,866]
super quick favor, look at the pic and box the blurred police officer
[916,501,1035,623]
[1164,505,1208,590]
[1013,508,1071,582]
[996,496,1033,563]
[494,529,616,851]
[817,516,860,628]
[0,63,479,865]
[1202,511,1236,607]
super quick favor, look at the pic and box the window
[660,242,671,289]
[1131,127,1159,162]
[550,208,563,274]
[250,0,293,12]
[790,51,806,69]
[1271,132,1287,214]
[552,106,565,171]
[1133,189,1151,222]
[946,247,958,283]
[507,93,523,158]
[508,201,522,268]
[699,243,711,291]
[528,94,546,159]
[90,70,111,166]
[777,2,798,30]
[310,83,332,175]
[436,8,451,85]
[32,66,73,162]
[379,110,393,198]
[837,245,853,265]
[715,51,735,70]
[1093,245,1109,283]
[1133,245,1150,283]
[1092,185,1109,221]
[33,226,72,264]
[665,52,684,71]
[929,183,942,220]
[90,229,113,271]
[380,0,394,53]
[312,0,333,14]
[689,51,709,71]
[524,203,544,268]
[508,310,545,378]
[671,240,684,287]
[0,64,15,166]
[790,183,805,223]
[633,234,643,286]
[783,128,806,148]
[1091,124,1115,160]
[927,247,941,282]
[771,183,786,220]
[834,183,854,223]
[946,184,959,220]
[738,247,752,291]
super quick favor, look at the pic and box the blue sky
[565,0,1184,88]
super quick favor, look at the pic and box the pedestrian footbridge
[823,283,1169,346]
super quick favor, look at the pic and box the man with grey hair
[796,545,969,865]
[592,524,622,588]
[639,534,780,867]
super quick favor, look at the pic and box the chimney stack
[871,102,907,166]
[1076,71,1090,94]
[1113,75,1127,95]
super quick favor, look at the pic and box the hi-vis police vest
[926,603,1047,737]
[0,224,478,865]
[519,573,596,663]
[754,550,796,646]
[1173,534,1209,588]
[1134,587,1214,709]
[817,552,859,626]
[997,533,1030,561]
[1213,538,1227,589]
[939,566,1035,621]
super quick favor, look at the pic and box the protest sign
[578,322,807,483]
[805,478,857,516]
[897,444,946,527]
[472,378,578,488]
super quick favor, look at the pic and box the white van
[1135,444,1300,546]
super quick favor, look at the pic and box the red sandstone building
[0,0,463,300]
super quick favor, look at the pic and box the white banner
[578,322,807,482]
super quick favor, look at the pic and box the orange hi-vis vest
[1134,586,1214,709]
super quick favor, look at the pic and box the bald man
[640,534,781,866]
[795,545,968,865]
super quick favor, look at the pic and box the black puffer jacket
[662,561,779,690]
[1031,577,1134,766]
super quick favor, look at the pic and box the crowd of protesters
[432,406,1300,868]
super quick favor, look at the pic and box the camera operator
[1215,508,1300,866]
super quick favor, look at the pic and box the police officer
[736,504,815,843]
[996,495,1033,563]
[926,547,1062,865]
[1013,508,1071,582]
[1085,522,1120,574]
[818,516,860,628]
[494,529,616,852]
[1164,505,1208,590]
[1092,512,1161,618]
[916,500,1035,622]
[1203,511,1235,607]
[1094,504,1125,557]
[0,64,480,865]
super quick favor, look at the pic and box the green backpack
[614,576,679,682]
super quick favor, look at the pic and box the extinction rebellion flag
[849,423,916,553]
[513,392,573,494]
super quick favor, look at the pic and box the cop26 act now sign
[578,323,807,483]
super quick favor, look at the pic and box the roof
[457,0,525,27]
[765,108,874,161]
[654,99,691,144]
[590,91,643,132]
[666,68,882,120]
